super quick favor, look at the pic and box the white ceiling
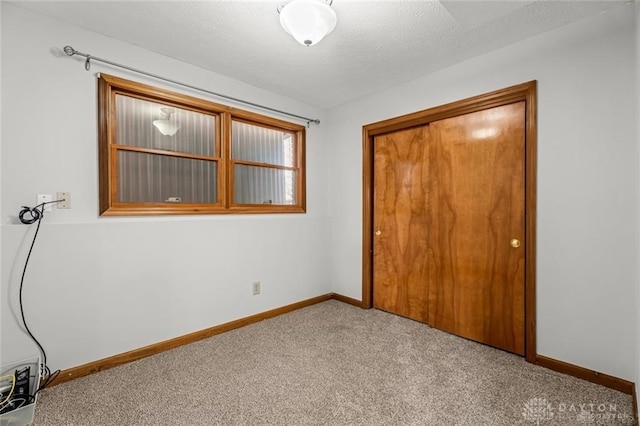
[10,0,629,108]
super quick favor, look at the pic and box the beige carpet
[33,300,634,425]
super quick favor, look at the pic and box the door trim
[362,81,537,362]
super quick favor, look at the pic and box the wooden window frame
[98,74,306,216]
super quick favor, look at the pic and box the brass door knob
[375,230,382,236]
[510,239,521,248]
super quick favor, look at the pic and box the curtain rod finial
[63,45,76,56]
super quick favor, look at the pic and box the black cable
[17,200,64,395]
[18,206,42,225]
[19,210,47,365]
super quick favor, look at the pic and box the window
[98,74,306,215]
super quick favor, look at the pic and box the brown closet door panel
[427,102,526,355]
[373,126,430,323]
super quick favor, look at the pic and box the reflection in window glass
[115,95,216,157]
[232,121,294,167]
[234,164,296,205]
[118,151,217,204]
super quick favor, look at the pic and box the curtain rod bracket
[61,45,321,126]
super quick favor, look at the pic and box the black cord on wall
[17,201,64,396]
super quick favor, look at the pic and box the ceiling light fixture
[153,107,180,136]
[279,0,337,47]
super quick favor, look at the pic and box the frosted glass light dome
[153,108,180,136]
[153,119,180,136]
[279,0,337,47]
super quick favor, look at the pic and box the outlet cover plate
[37,194,52,211]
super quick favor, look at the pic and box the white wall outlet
[252,281,261,296]
[37,194,52,211]
[57,192,71,209]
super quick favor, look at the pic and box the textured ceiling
[10,0,629,108]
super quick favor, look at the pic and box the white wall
[0,4,331,370]
[633,1,640,412]
[327,4,638,381]
[0,1,4,368]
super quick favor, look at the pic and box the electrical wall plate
[57,192,71,209]
[36,194,52,211]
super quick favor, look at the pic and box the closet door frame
[361,81,537,362]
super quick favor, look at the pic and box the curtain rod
[62,45,321,127]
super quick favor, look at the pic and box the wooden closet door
[427,102,526,355]
[372,126,431,323]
